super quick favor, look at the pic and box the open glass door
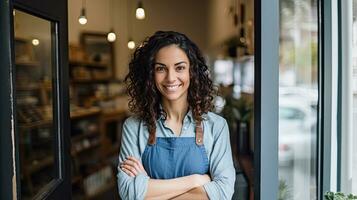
[13,9,65,199]
[0,0,71,199]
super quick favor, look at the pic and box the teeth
[165,84,181,91]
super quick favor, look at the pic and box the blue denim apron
[142,123,209,179]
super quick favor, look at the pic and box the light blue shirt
[117,111,235,200]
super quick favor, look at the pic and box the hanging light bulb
[107,0,116,42]
[78,0,87,25]
[32,39,40,46]
[107,30,116,42]
[127,39,135,49]
[136,1,145,20]
[78,8,87,25]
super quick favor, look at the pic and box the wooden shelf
[69,60,109,69]
[71,78,114,84]
[70,107,101,119]
[101,107,127,116]
[16,82,52,91]
[16,84,40,91]
[90,95,120,101]
[18,107,101,129]
[16,61,40,67]
[19,119,53,129]
[26,156,54,174]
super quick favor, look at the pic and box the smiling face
[154,45,190,104]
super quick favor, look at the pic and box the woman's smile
[163,84,182,92]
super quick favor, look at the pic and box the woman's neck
[162,99,189,123]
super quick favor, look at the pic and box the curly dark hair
[125,31,215,141]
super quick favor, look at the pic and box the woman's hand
[120,156,148,177]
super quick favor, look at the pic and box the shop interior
[13,0,255,199]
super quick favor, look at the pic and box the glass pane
[352,0,357,194]
[279,0,318,199]
[14,9,57,199]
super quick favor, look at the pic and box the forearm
[170,186,208,200]
[145,175,203,200]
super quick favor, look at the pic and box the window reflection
[279,0,318,199]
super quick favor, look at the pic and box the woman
[117,31,235,200]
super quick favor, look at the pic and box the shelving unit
[68,50,126,199]
[68,101,126,199]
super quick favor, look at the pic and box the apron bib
[142,123,209,179]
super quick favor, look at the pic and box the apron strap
[195,121,204,145]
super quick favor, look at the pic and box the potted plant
[325,192,357,200]
[278,179,291,200]
[221,94,253,154]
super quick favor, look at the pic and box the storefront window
[279,0,318,199]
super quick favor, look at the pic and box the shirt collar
[157,105,193,123]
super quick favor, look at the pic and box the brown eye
[155,66,165,72]
[176,66,185,71]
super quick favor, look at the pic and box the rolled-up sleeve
[203,120,235,200]
[117,118,149,200]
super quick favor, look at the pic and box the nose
[166,68,176,82]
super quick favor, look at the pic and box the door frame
[0,0,17,199]
[253,0,279,199]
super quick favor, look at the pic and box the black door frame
[0,0,71,199]
[0,0,17,199]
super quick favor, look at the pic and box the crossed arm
[120,156,210,200]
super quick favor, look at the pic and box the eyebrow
[154,61,188,66]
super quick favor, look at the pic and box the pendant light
[78,0,87,25]
[32,39,40,46]
[127,0,136,49]
[135,1,145,20]
[107,30,116,42]
[107,0,116,42]
[127,39,135,49]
